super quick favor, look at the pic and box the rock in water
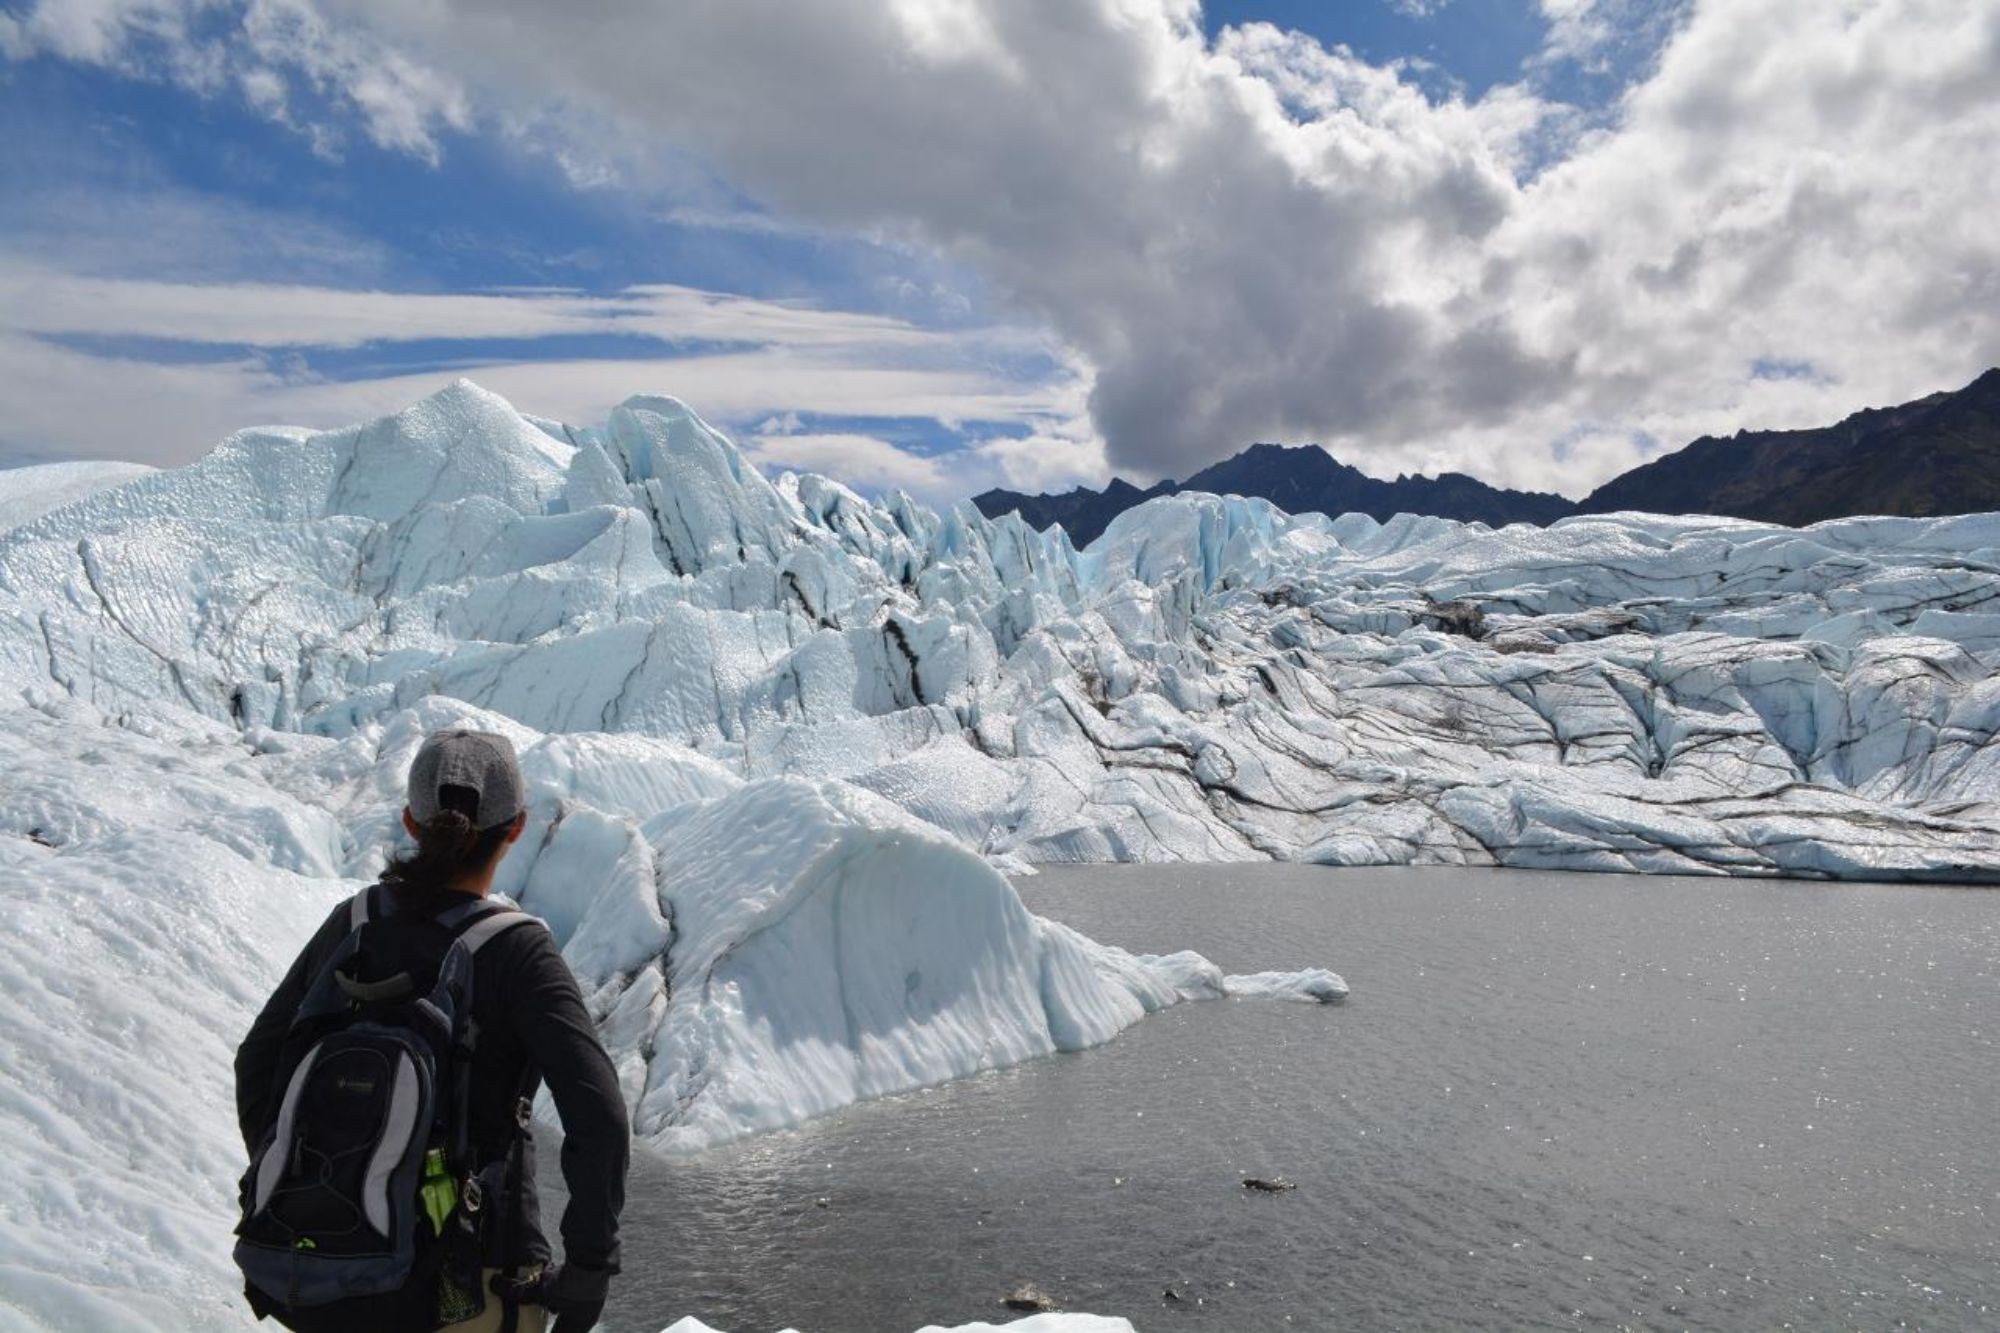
[1004,1283,1058,1312]
[1243,1177,1297,1192]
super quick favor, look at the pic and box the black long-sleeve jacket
[234,886,630,1272]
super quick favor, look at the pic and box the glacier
[4,379,1996,881]
[3,378,1998,1329]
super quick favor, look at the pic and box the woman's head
[387,729,528,890]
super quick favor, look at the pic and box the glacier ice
[3,377,1998,1329]
[0,459,158,533]
[7,379,1993,880]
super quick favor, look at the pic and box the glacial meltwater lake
[588,866,1999,1332]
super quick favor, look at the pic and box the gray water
[595,867,1999,1332]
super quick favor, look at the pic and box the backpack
[234,885,537,1332]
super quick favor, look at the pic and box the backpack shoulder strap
[351,885,534,953]
[434,896,539,958]
[289,891,376,1027]
[424,900,542,1024]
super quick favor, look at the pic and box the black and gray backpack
[234,885,536,1332]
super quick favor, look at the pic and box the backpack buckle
[462,1174,484,1215]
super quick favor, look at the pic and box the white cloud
[0,328,337,467]
[0,264,1004,353]
[966,427,1111,497]
[301,0,1990,494]
[741,431,950,500]
[7,0,1999,499]
[742,418,1112,506]
[1537,0,1608,61]
[2,0,470,161]
[1534,0,1688,72]
[0,262,1093,474]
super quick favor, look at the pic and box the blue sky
[0,38,1055,489]
[1,0,1993,501]
[1207,0,1546,93]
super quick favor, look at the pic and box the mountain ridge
[1576,367,2000,525]
[975,368,2000,543]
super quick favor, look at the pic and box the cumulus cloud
[1,0,471,161]
[966,425,1111,499]
[304,0,1993,493]
[6,0,2000,496]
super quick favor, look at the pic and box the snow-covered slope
[0,459,155,532]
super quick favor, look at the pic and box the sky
[0,0,1996,505]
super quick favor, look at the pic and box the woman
[236,728,629,1333]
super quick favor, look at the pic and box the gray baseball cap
[407,729,526,830]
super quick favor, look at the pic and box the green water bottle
[420,1149,458,1234]
[425,1150,480,1323]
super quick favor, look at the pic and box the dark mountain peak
[1579,366,2000,525]
[1228,441,1342,466]
[975,367,2000,544]
[1238,441,1318,459]
[976,437,1576,540]
[1945,366,2000,410]
[972,473,1178,547]
[1183,441,1361,500]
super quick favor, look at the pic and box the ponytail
[384,783,514,889]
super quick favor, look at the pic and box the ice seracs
[0,701,351,1333]
[246,694,1345,1153]
[3,379,1996,874]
